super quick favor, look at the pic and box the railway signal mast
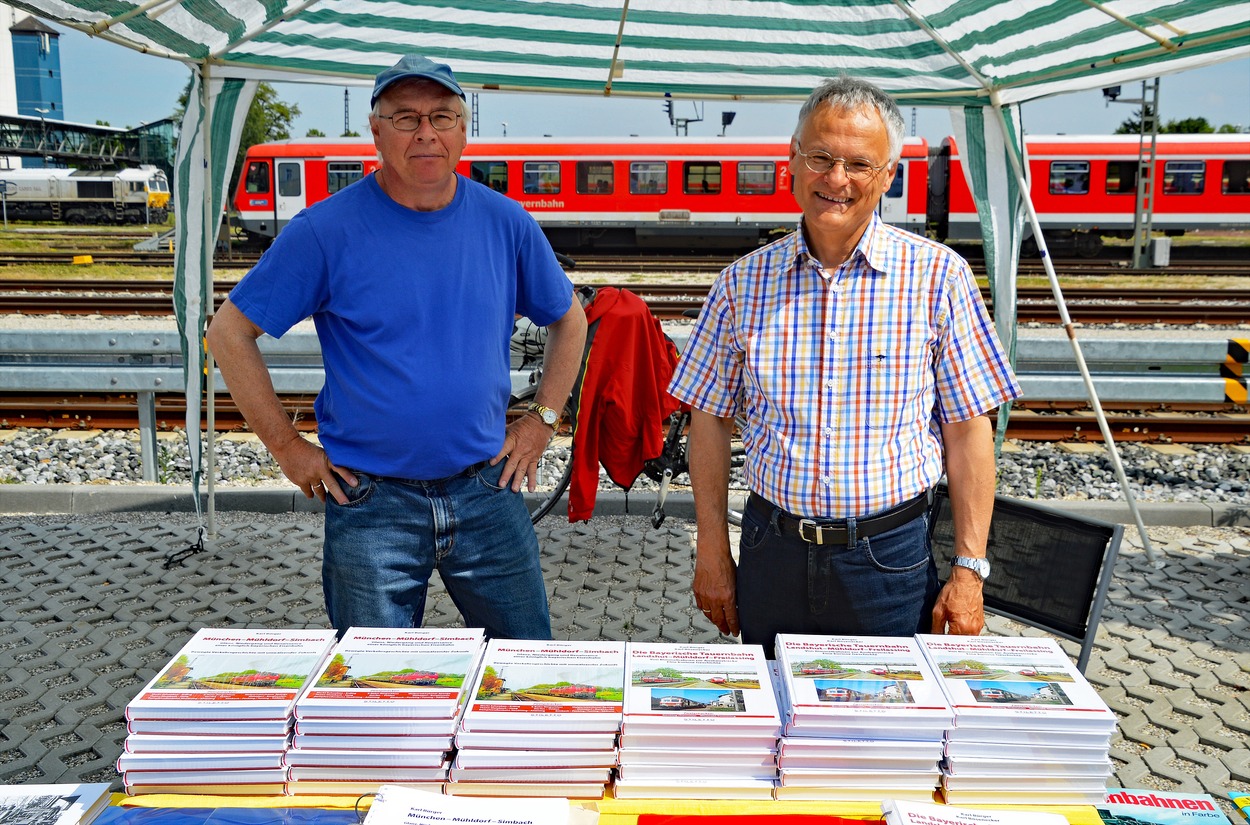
[663,92,703,136]
[1104,79,1163,268]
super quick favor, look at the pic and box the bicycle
[510,298,745,528]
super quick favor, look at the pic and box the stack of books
[447,638,626,799]
[284,627,487,797]
[916,634,1118,806]
[614,642,782,800]
[119,627,339,795]
[771,634,952,802]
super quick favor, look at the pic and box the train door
[877,164,907,227]
[274,160,306,231]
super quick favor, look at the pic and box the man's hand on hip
[494,413,555,492]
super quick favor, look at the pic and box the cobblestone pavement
[0,512,1246,815]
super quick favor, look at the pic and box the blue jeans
[322,462,552,640]
[735,502,939,658]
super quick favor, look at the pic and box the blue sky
[56,25,1249,143]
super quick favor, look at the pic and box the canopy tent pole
[947,105,1024,458]
[201,62,217,537]
[987,97,1158,564]
[173,70,258,551]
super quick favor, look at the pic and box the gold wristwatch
[526,402,560,430]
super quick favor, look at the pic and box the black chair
[928,483,1123,673]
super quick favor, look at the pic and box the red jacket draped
[567,287,680,522]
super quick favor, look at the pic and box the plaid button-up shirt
[668,214,1021,519]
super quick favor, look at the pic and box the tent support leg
[138,390,158,482]
[993,109,1157,565]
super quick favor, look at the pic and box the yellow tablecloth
[113,792,1104,825]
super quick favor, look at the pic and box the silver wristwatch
[951,555,991,581]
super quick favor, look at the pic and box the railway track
[3,278,1249,324]
[0,393,1243,444]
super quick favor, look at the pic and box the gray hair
[369,79,472,120]
[793,75,905,165]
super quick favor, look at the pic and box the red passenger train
[233,134,1250,256]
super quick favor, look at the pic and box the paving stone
[2,511,1248,799]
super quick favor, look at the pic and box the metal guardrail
[0,330,1244,480]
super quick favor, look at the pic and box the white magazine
[290,733,453,751]
[293,716,457,736]
[363,782,578,824]
[287,765,448,782]
[774,634,953,733]
[622,642,781,735]
[295,627,486,719]
[285,780,442,797]
[454,729,617,751]
[124,628,338,721]
[282,748,449,768]
[915,634,1117,733]
[0,783,112,825]
[612,777,776,800]
[882,798,1069,825]
[451,748,617,769]
[122,733,289,752]
[116,750,285,772]
[459,639,626,733]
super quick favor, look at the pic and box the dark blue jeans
[736,501,939,658]
[322,462,552,640]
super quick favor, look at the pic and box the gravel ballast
[1,426,1247,505]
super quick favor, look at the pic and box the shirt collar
[791,213,887,276]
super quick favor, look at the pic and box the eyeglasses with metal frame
[376,109,462,131]
[793,142,889,179]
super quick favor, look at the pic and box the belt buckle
[798,518,825,544]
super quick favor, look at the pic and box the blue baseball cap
[371,55,465,106]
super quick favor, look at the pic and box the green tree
[342,129,361,137]
[1116,108,1220,135]
[306,127,326,137]
[1163,116,1214,133]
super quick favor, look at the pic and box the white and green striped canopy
[10,0,1250,106]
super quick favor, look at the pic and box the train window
[244,161,270,194]
[1163,161,1205,195]
[77,181,112,199]
[576,162,613,195]
[884,164,904,198]
[630,162,667,195]
[683,162,722,195]
[241,161,268,195]
[470,161,508,193]
[1049,161,1089,195]
[737,162,776,195]
[327,162,363,195]
[522,162,561,194]
[277,162,301,197]
[1105,161,1138,194]
[1223,160,1250,194]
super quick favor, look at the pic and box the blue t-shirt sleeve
[227,210,330,338]
[511,209,573,326]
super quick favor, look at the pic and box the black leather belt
[746,491,930,546]
[385,460,489,485]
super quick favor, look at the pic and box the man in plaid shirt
[669,76,1020,657]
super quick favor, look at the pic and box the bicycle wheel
[507,389,575,525]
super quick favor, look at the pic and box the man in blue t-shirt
[207,56,587,639]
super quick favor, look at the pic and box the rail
[0,329,1245,480]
